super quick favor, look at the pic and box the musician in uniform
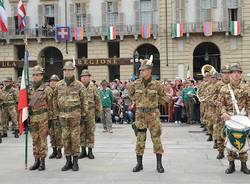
[128,56,166,173]
[219,64,250,174]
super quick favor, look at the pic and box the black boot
[0,133,2,143]
[213,140,218,149]
[225,161,235,174]
[61,156,73,171]
[49,147,57,159]
[217,152,224,159]
[14,130,19,138]
[203,127,207,132]
[207,134,213,141]
[72,156,79,171]
[38,158,45,171]
[3,133,7,137]
[156,154,165,173]
[78,147,87,159]
[56,148,62,159]
[132,155,143,172]
[29,158,40,170]
[241,162,250,174]
[88,148,95,159]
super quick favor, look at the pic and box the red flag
[18,49,29,135]
[17,0,26,31]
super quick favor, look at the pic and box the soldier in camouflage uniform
[48,74,63,159]
[79,70,101,159]
[28,66,53,171]
[128,57,166,173]
[54,61,88,172]
[219,64,250,174]
[2,77,19,138]
[0,81,4,143]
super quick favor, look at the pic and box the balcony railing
[0,24,159,40]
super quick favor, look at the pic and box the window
[44,5,55,27]
[75,3,87,27]
[229,9,238,21]
[140,0,152,24]
[45,5,54,17]
[175,0,185,23]
[108,42,120,58]
[200,0,211,22]
[77,43,88,59]
[107,2,118,26]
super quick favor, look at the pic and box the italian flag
[230,21,241,36]
[172,23,183,38]
[18,49,29,135]
[0,0,8,32]
[107,26,116,40]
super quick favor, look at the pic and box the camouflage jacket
[83,83,101,111]
[54,79,88,118]
[210,80,228,107]
[3,87,19,105]
[128,78,166,109]
[219,81,250,116]
[197,80,209,102]
[28,83,53,122]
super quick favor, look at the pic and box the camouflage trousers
[4,105,18,130]
[49,119,63,149]
[80,109,95,148]
[0,108,3,134]
[30,119,49,159]
[207,105,216,135]
[227,150,248,162]
[216,123,225,153]
[202,103,209,127]
[60,116,81,156]
[200,102,206,126]
[135,111,164,155]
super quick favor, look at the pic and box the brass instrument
[201,64,217,77]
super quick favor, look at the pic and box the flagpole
[65,0,68,54]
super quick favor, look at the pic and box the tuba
[201,64,217,77]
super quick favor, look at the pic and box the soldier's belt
[136,107,158,113]
[30,109,48,116]
[60,105,81,113]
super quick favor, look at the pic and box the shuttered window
[200,0,211,22]
[107,1,118,26]
[75,3,86,27]
[175,0,185,23]
[140,0,152,24]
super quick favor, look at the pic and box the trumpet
[201,64,217,77]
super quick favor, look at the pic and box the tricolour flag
[0,0,8,32]
[141,24,151,39]
[172,23,183,38]
[203,22,212,37]
[17,0,26,31]
[18,49,29,135]
[107,26,116,40]
[74,27,84,41]
[230,21,241,36]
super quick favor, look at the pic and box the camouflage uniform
[79,70,101,159]
[0,85,5,142]
[128,56,166,173]
[28,66,53,171]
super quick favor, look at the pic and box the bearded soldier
[128,56,166,173]
[28,66,53,171]
[79,69,101,159]
[219,64,250,174]
[54,61,88,171]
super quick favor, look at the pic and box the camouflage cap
[80,69,91,76]
[230,64,242,73]
[63,61,75,70]
[49,74,60,81]
[221,65,230,73]
[33,65,44,74]
[4,76,13,82]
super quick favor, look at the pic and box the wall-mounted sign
[0,60,37,68]
[74,58,132,66]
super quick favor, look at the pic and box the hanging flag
[55,26,70,42]
[141,24,151,39]
[172,23,183,38]
[74,27,84,41]
[107,26,116,40]
[230,21,241,36]
[17,0,26,31]
[203,22,212,37]
[18,49,29,135]
[0,0,8,32]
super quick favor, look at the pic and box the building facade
[0,0,249,82]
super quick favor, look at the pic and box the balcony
[0,24,159,42]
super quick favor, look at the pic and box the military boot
[207,134,213,141]
[29,158,40,170]
[56,148,62,159]
[217,152,225,159]
[156,154,165,173]
[213,140,218,149]
[61,156,73,171]
[87,148,95,159]
[132,155,143,172]
[78,147,87,159]
[225,161,235,174]
[49,147,57,159]
[240,162,250,174]
[72,156,79,171]
[38,158,45,171]
[202,127,207,132]
[14,130,19,138]
[3,132,7,137]
[0,133,2,143]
